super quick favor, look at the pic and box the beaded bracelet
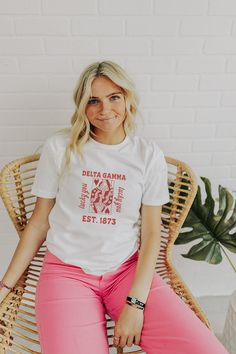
[0,280,15,292]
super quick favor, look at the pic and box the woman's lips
[98,116,117,121]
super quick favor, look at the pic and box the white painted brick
[209,0,236,15]
[216,124,236,137]
[153,38,203,55]
[71,17,124,36]
[174,93,220,107]
[100,39,150,55]
[27,126,65,141]
[99,0,152,15]
[1,221,14,234]
[170,152,212,166]
[48,75,145,95]
[0,127,28,142]
[48,76,78,91]
[232,22,236,36]
[0,0,40,14]
[196,109,236,123]
[193,139,234,152]
[0,142,41,157]
[135,125,169,139]
[126,17,178,36]
[42,0,97,15]
[15,17,69,35]
[226,57,236,72]
[205,38,236,54]
[195,167,231,179]
[158,140,192,153]
[0,76,48,92]
[180,17,231,36]
[125,57,175,74]
[149,109,195,123]
[0,38,44,55]
[139,92,172,108]
[0,110,72,126]
[19,57,72,73]
[171,124,216,138]
[0,156,22,166]
[177,56,225,73]
[219,179,236,191]
[72,57,125,73]
[0,94,72,109]
[222,93,236,106]
[129,75,149,91]
[200,75,236,90]
[232,166,236,177]
[0,58,19,73]
[212,152,236,165]
[154,0,207,15]
[152,74,198,90]
[0,17,14,35]
[45,38,98,55]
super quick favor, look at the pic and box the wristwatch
[0,280,15,292]
[126,296,145,310]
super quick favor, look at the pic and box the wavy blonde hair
[55,60,143,178]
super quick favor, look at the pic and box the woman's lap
[103,265,228,353]
[35,250,228,354]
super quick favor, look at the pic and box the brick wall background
[0,0,236,296]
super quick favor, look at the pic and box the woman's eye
[87,99,98,105]
[87,95,121,105]
[110,95,120,100]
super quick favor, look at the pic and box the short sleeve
[31,137,59,198]
[141,143,170,206]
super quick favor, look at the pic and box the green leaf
[174,176,236,268]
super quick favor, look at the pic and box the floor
[196,295,230,342]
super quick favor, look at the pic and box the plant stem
[219,245,236,273]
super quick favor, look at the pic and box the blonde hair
[55,60,143,178]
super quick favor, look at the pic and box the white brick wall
[0,0,236,297]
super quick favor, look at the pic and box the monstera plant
[174,176,236,273]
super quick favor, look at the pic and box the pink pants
[35,248,228,354]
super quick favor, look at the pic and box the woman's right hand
[0,288,11,305]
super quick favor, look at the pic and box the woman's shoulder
[44,128,70,151]
[132,134,163,155]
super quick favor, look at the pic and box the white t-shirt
[31,131,170,275]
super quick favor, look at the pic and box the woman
[0,61,228,353]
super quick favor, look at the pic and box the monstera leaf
[174,176,236,272]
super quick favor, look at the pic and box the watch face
[131,298,136,304]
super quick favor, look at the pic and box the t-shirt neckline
[88,134,130,150]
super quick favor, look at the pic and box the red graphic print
[89,178,114,214]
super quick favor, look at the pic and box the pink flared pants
[35,248,228,354]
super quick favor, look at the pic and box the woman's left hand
[113,303,144,349]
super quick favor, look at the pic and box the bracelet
[126,302,144,310]
[0,280,15,292]
[126,296,145,311]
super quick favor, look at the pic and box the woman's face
[85,76,127,136]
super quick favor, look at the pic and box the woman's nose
[100,100,111,113]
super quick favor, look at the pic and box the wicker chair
[0,153,212,354]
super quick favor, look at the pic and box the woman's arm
[127,204,162,304]
[0,197,55,304]
[113,204,162,349]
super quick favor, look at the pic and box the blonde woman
[0,61,228,354]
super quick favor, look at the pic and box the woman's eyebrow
[90,91,123,99]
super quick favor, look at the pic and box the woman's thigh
[35,252,109,354]
[104,265,228,354]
